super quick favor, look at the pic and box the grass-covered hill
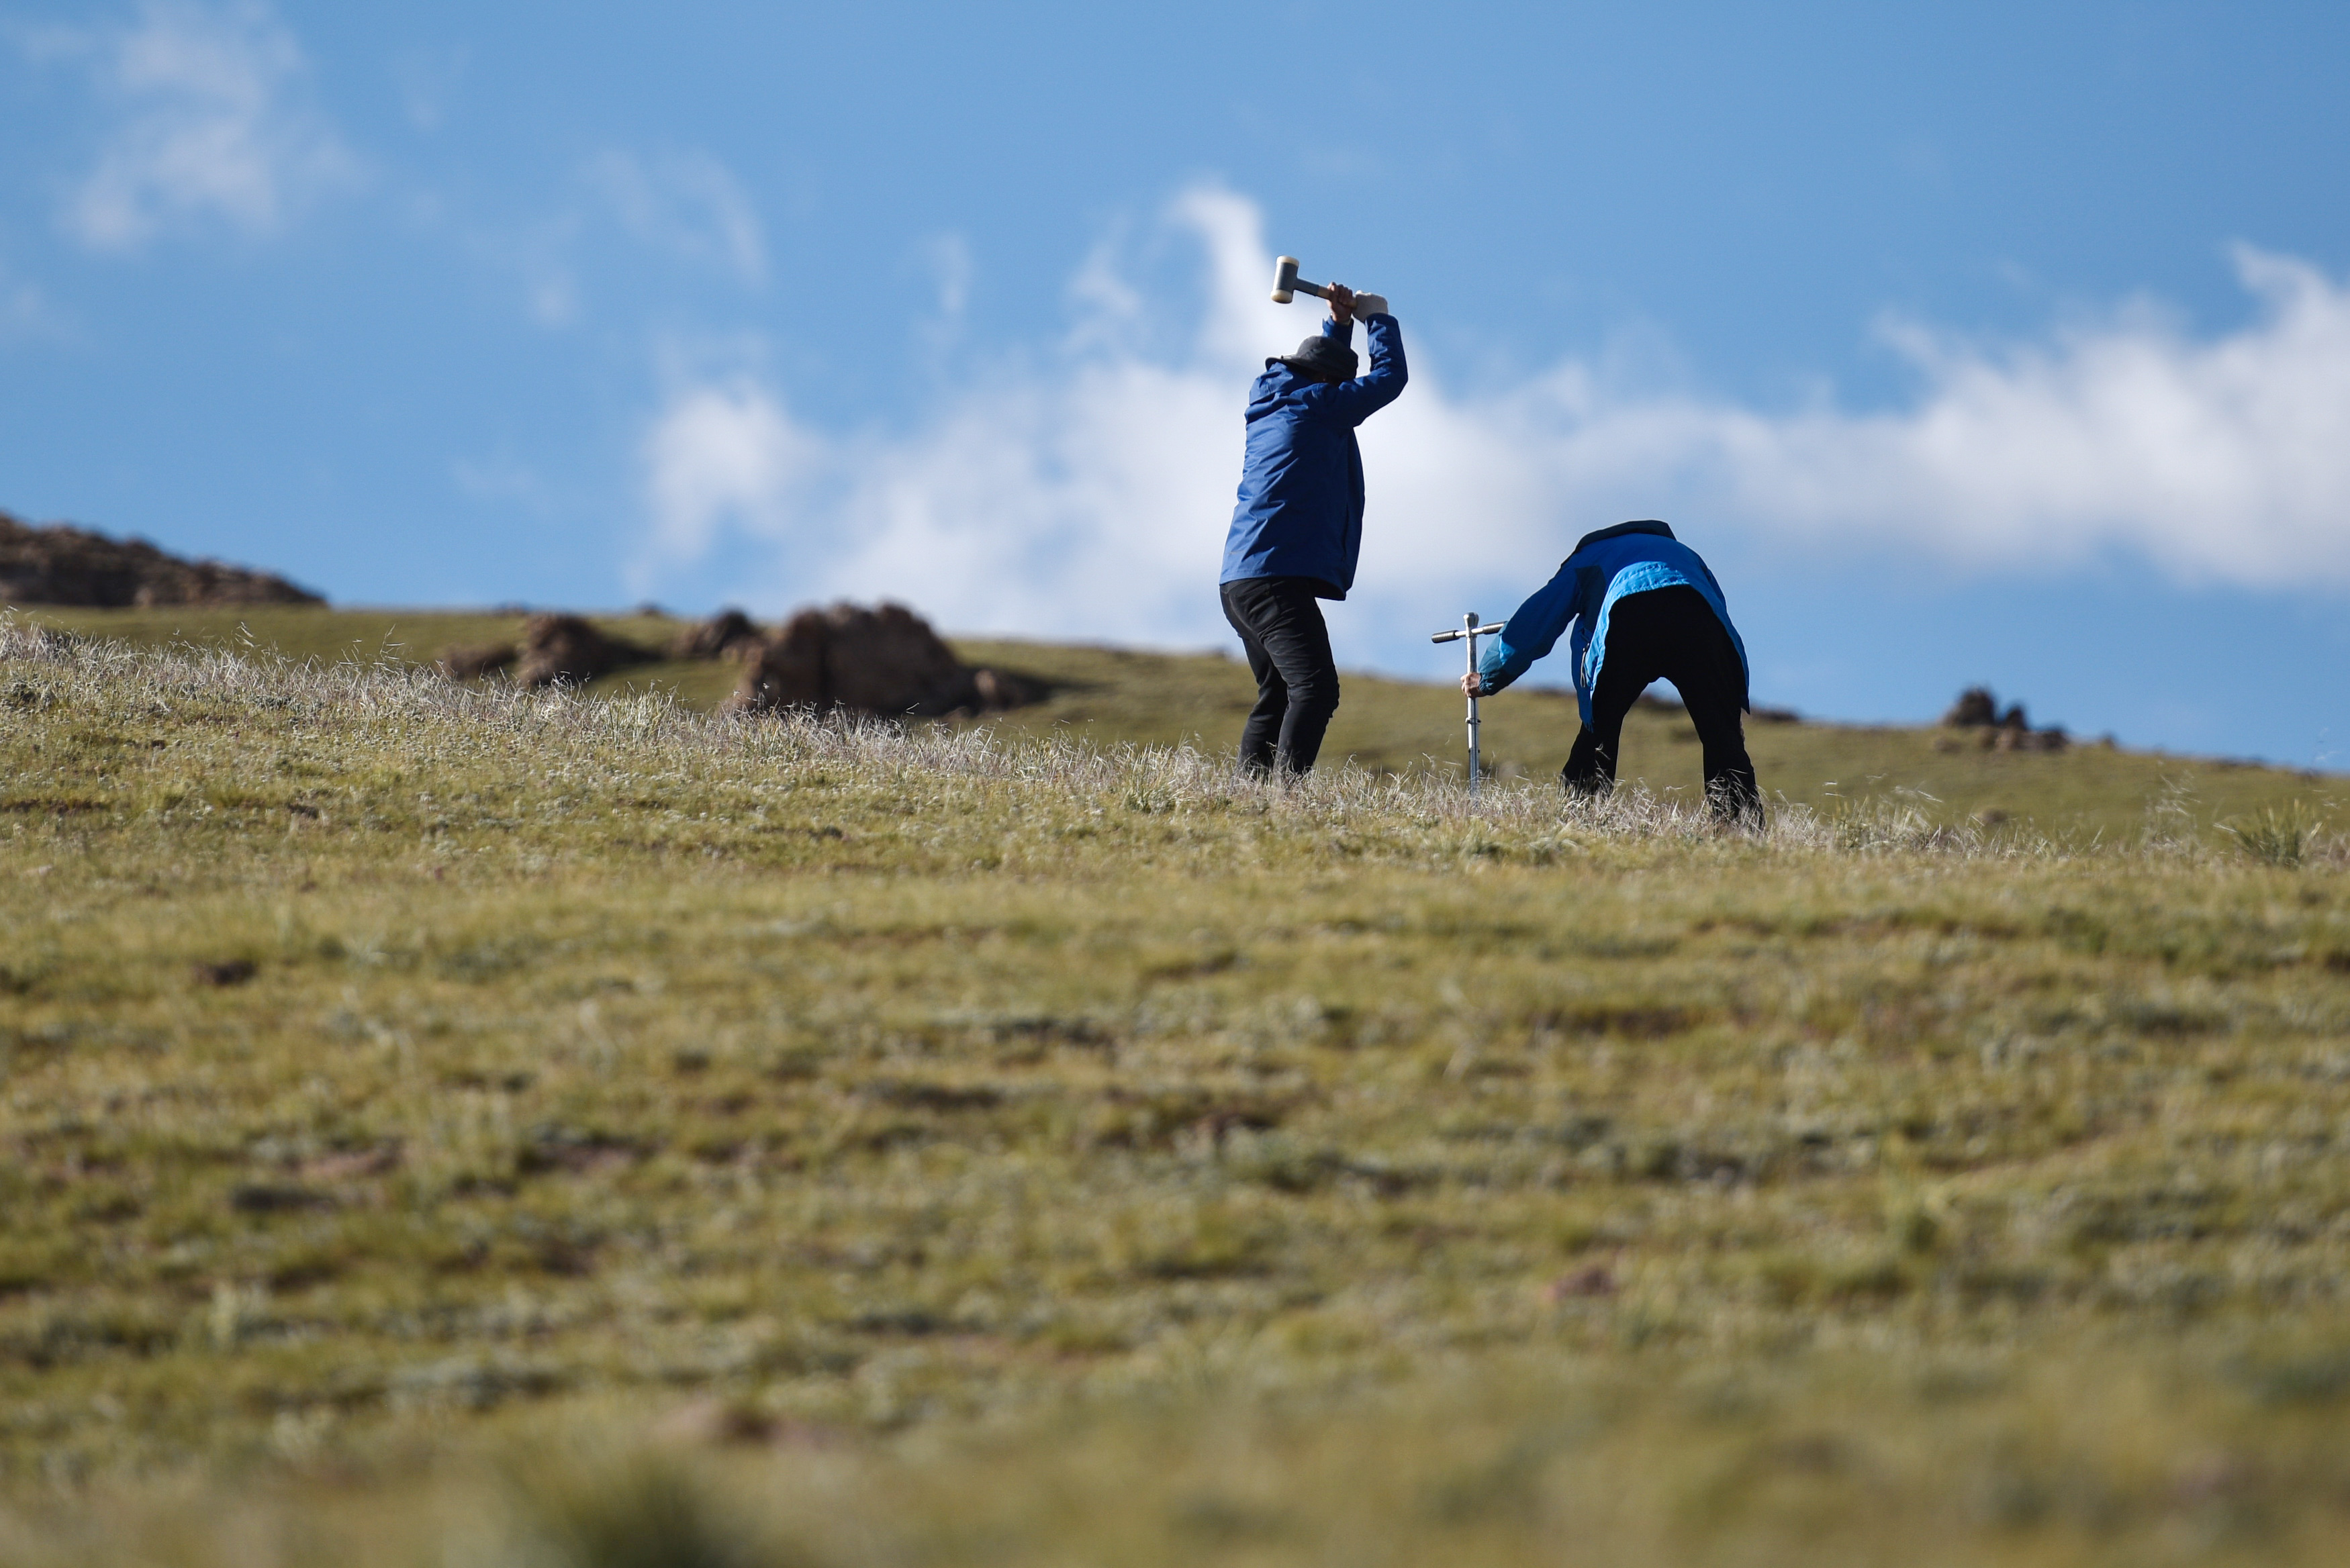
[20,602,2345,840]
[2,616,2349,1565]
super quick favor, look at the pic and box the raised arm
[1301,312,1407,425]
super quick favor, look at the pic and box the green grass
[22,604,2346,840]
[3,614,2350,1564]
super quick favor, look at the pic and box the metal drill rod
[1429,612,1507,797]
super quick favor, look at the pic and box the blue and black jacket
[1219,313,1409,599]
[1476,521,1750,723]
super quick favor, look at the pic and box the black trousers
[1221,575,1341,776]
[1564,585,1763,824]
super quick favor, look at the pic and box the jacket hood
[1572,519,1675,554]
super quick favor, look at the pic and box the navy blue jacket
[1476,521,1751,724]
[1219,313,1407,599]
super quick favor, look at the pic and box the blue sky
[4,1,2348,765]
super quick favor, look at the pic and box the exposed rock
[730,611,829,710]
[0,509,324,607]
[726,601,1046,718]
[1942,685,2065,750]
[827,603,979,716]
[513,614,651,689]
[667,607,764,660]
[438,642,516,681]
[972,667,1049,711]
[1941,687,1999,727]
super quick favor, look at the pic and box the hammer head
[1270,256,1300,304]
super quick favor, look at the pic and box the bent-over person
[1466,520,1763,826]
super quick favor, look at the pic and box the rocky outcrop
[972,666,1049,710]
[725,601,1044,718]
[0,509,323,607]
[667,608,764,660]
[825,603,982,716]
[513,615,652,689]
[430,599,1044,714]
[730,611,831,711]
[1989,724,2067,753]
[1939,685,2067,752]
[1941,687,2000,728]
[438,642,517,681]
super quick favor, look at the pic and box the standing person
[1219,282,1407,777]
[1464,520,1764,826]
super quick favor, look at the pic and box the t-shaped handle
[1431,611,1508,797]
[1429,616,1506,645]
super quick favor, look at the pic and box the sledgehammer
[1431,612,1507,798]
[1270,256,1329,305]
[1271,256,1387,317]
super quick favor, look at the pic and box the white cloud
[637,186,2350,658]
[589,150,766,287]
[1711,248,2350,583]
[635,187,1283,628]
[50,1,352,250]
[639,375,822,564]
